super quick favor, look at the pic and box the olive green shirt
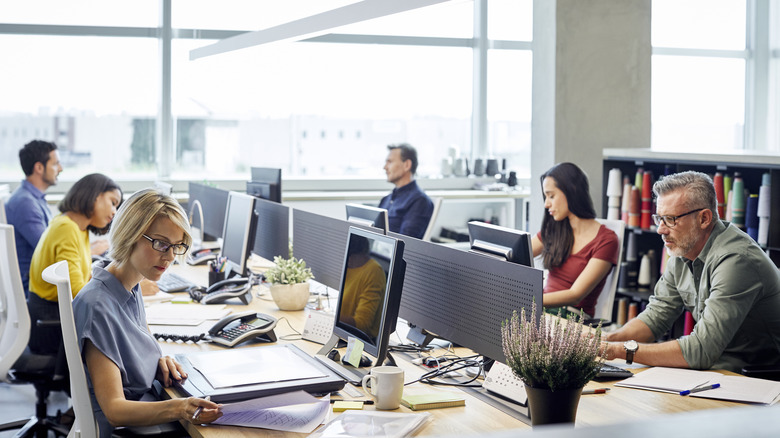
[638,220,780,372]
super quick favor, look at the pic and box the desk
[153,263,747,437]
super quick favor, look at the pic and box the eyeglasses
[141,234,189,255]
[651,208,705,228]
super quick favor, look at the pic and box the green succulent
[264,255,314,285]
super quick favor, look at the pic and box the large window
[652,0,779,153]
[0,0,534,184]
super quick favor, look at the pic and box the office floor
[0,382,69,437]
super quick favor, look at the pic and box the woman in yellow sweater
[28,173,122,355]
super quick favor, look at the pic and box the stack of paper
[615,367,719,393]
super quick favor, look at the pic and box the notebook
[401,392,465,411]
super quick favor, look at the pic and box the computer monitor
[247,167,282,203]
[467,221,534,267]
[251,197,290,262]
[219,192,258,278]
[345,203,388,235]
[188,182,229,242]
[315,227,406,384]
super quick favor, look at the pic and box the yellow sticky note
[332,401,364,412]
[345,337,365,368]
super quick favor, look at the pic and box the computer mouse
[342,354,373,368]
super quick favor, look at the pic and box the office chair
[46,260,186,438]
[421,196,443,242]
[0,194,7,224]
[0,224,70,437]
[584,218,625,328]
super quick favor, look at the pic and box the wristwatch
[624,340,639,365]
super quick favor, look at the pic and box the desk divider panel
[391,232,543,363]
[291,209,381,291]
[252,198,290,262]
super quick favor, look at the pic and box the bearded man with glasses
[602,171,780,372]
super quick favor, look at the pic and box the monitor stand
[313,335,369,386]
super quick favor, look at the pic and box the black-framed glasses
[141,234,189,255]
[651,208,705,228]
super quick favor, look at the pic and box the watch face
[625,340,638,351]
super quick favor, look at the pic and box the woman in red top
[531,162,619,317]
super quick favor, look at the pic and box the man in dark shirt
[378,144,433,239]
[5,140,62,294]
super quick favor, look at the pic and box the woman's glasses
[142,234,189,255]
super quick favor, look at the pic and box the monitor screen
[247,167,282,203]
[188,182,229,242]
[467,221,534,267]
[345,203,388,235]
[333,227,405,368]
[220,192,258,277]
[251,198,290,262]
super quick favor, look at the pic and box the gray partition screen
[252,198,290,262]
[392,232,543,363]
[292,209,380,290]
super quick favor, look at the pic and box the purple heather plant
[501,306,606,391]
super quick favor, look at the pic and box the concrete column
[530,0,651,233]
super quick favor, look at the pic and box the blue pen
[679,383,720,396]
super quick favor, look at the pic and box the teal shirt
[638,220,780,372]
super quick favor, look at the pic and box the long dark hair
[59,173,123,236]
[540,162,596,269]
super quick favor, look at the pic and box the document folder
[174,344,346,403]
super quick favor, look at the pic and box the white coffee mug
[361,366,404,410]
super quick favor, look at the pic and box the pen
[582,388,610,395]
[679,383,720,396]
[330,399,374,404]
[192,396,210,420]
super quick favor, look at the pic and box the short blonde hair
[108,189,192,265]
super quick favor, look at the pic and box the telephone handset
[186,247,220,266]
[208,311,278,347]
[189,277,253,305]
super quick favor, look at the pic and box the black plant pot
[525,385,583,426]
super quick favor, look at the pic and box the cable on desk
[153,332,208,344]
[406,354,483,388]
[275,316,303,341]
[388,343,433,354]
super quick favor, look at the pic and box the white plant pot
[269,282,310,311]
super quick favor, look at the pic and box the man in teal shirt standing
[603,171,780,372]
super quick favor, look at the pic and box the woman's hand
[182,397,222,425]
[156,356,188,387]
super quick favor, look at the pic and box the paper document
[690,375,780,405]
[145,303,230,326]
[142,291,174,305]
[614,367,721,393]
[188,347,328,389]
[312,411,431,438]
[214,390,329,433]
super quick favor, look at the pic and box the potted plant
[501,305,605,426]
[264,254,314,311]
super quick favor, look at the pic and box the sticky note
[332,401,364,412]
[345,337,365,368]
[171,296,192,304]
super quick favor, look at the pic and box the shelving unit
[602,149,780,328]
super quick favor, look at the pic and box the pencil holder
[208,271,225,286]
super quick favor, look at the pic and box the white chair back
[422,196,444,242]
[44,260,99,438]
[0,195,7,224]
[0,224,31,382]
[593,218,625,323]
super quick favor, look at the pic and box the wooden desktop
[151,262,746,437]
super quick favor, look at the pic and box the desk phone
[208,311,278,347]
[189,277,252,305]
[186,247,220,266]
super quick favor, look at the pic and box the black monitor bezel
[248,167,282,204]
[332,226,405,366]
[467,221,534,267]
[219,192,257,277]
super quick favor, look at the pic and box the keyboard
[157,271,198,293]
[596,363,633,380]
